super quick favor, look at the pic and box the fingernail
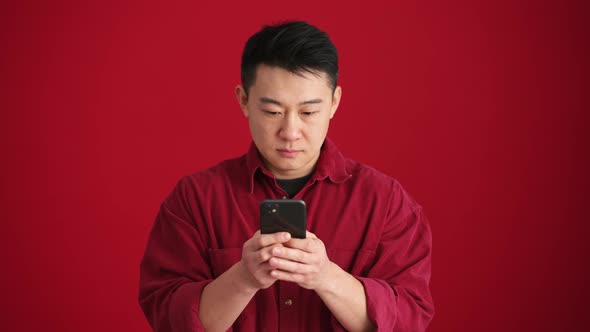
[284,233,291,240]
[273,247,282,255]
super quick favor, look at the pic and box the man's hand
[267,231,334,290]
[239,231,292,291]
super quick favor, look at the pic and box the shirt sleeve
[138,178,213,332]
[355,187,435,331]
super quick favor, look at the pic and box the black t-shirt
[276,173,313,198]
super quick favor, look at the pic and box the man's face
[236,65,341,180]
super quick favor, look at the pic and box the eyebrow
[259,97,323,106]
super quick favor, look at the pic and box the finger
[268,256,313,274]
[269,269,305,284]
[254,243,285,264]
[284,238,319,253]
[250,262,281,287]
[243,231,260,251]
[257,261,280,274]
[259,232,291,247]
[306,231,318,239]
[271,246,310,264]
[247,231,291,250]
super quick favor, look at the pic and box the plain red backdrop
[1,0,588,331]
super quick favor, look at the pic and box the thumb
[306,231,318,239]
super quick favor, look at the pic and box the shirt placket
[278,281,300,332]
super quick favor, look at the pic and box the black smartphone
[260,199,307,239]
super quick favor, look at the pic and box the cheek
[256,120,276,134]
[306,117,330,136]
[249,118,276,142]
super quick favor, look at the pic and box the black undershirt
[276,173,313,198]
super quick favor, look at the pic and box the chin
[274,160,300,169]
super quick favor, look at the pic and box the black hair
[241,21,338,95]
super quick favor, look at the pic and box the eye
[301,111,318,116]
[263,110,282,116]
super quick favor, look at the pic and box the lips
[277,149,302,158]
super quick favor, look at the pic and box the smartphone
[260,199,307,239]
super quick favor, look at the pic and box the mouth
[277,149,302,158]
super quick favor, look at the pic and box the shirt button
[282,196,287,199]
[284,299,293,306]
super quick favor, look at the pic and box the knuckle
[316,239,325,249]
[311,265,320,274]
[297,251,306,262]
[310,256,320,266]
[257,250,268,262]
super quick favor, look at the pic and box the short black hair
[241,21,339,95]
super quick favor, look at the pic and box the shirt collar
[246,138,351,193]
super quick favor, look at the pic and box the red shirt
[139,138,434,331]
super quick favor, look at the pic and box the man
[139,21,434,331]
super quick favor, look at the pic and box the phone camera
[265,203,279,214]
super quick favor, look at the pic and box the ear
[329,86,342,119]
[235,85,249,118]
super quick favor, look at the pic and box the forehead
[250,65,333,100]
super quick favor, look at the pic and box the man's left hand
[267,231,335,291]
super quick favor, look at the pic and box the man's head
[236,21,342,180]
[240,21,338,96]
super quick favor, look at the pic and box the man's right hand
[239,231,292,291]
[198,231,292,331]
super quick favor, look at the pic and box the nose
[278,112,302,141]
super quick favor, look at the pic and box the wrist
[315,262,344,295]
[229,261,260,295]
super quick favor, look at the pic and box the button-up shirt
[139,138,434,331]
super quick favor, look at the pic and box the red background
[1,0,588,331]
